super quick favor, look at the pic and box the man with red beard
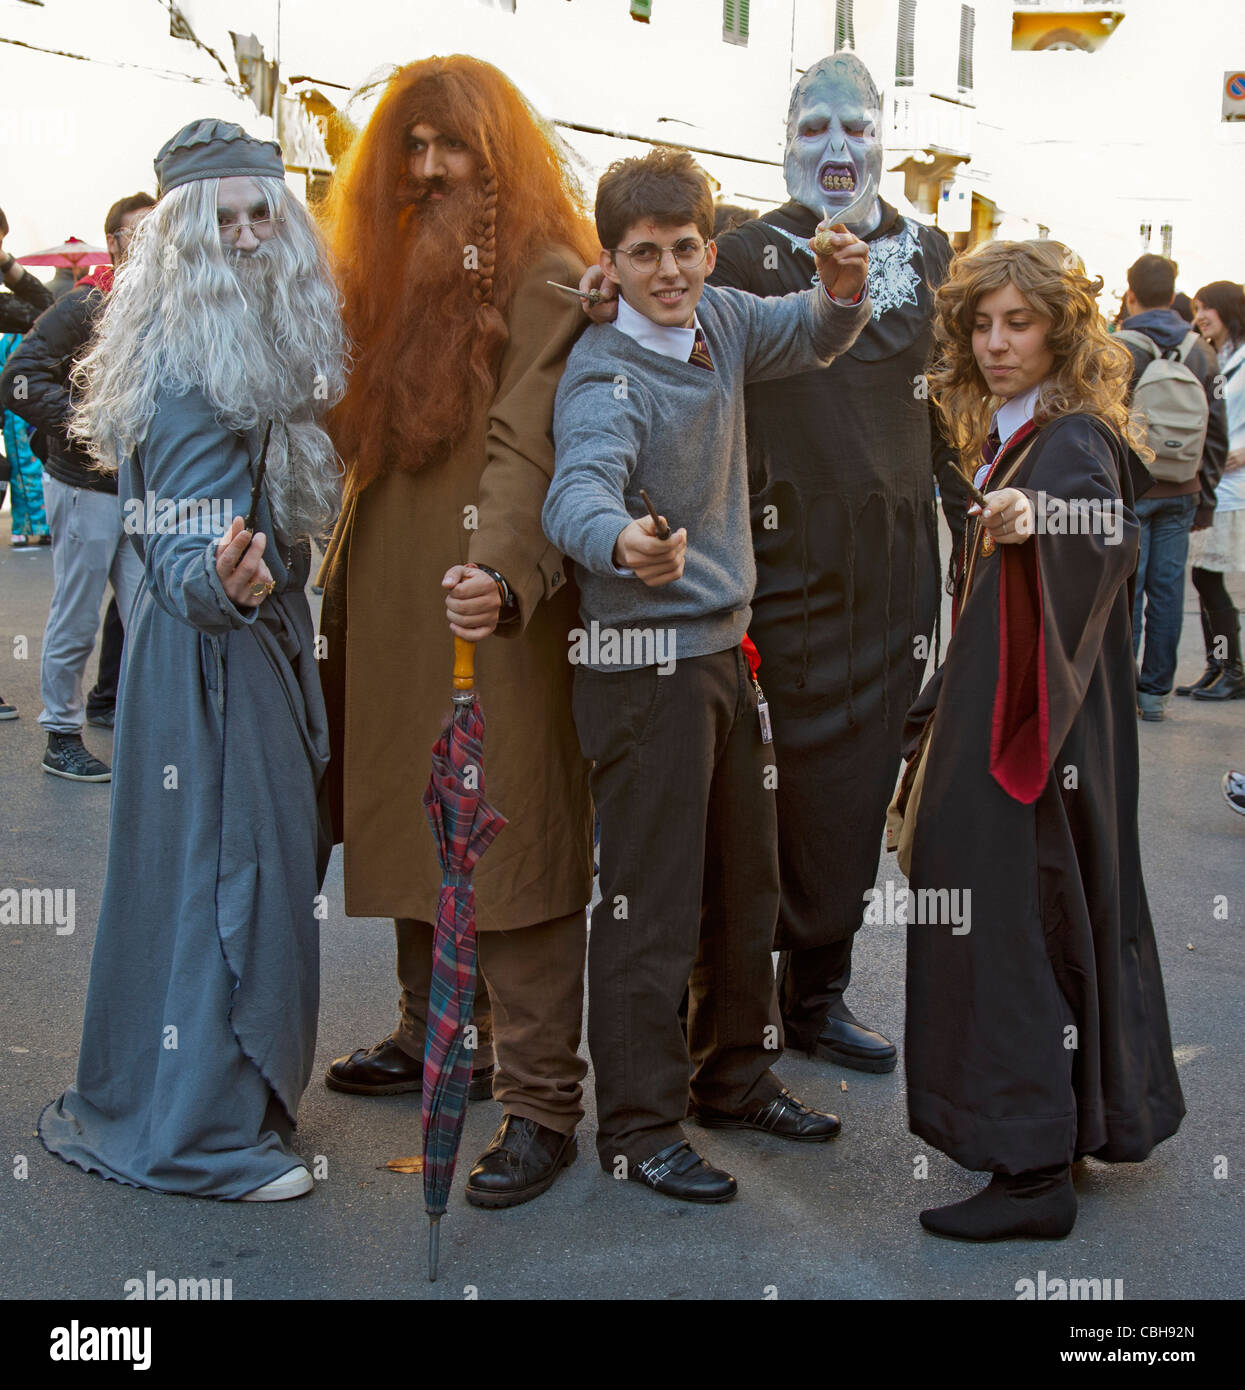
[318,57,598,1210]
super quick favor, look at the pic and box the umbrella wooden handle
[453,636,475,691]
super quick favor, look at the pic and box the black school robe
[903,414,1185,1174]
[709,200,957,958]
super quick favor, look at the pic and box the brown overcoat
[319,245,594,930]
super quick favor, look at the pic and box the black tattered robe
[709,200,957,965]
[903,415,1184,1174]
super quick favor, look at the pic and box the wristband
[469,563,517,611]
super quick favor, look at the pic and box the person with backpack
[1182,280,1245,701]
[1116,255,1226,721]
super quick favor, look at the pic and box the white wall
[2,0,1241,304]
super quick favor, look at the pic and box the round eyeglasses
[611,237,709,273]
[217,212,284,242]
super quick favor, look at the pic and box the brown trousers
[392,911,588,1134]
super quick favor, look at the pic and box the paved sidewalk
[1,509,1241,1300]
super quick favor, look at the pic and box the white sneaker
[238,1165,313,1202]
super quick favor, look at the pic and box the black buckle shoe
[629,1140,736,1203]
[814,1014,898,1073]
[465,1115,577,1209]
[41,732,110,782]
[692,1086,841,1142]
[325,1035,494,1100]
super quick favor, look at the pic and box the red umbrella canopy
[18,237,110,268]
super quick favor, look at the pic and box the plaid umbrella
[421,637,507,1281]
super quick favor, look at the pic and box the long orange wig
[323,55,598,489]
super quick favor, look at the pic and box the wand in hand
[546,279,604,306]
[639,488,671,540]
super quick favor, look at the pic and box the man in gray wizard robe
[38,121,347,1201]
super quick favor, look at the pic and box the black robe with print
[709,200,958,979]
[903,414,1184,1174]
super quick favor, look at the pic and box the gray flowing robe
[39,385,332,1198]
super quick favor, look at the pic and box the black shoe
[1193,661,1245,700]
[692,1086,841,1141]
[920,1166,1076,1242]
[1175,661,1222,696]
[815,1014,898,1073]
[41,732,110,782]
[464,1115,577,1209]
[324,1035,494,1100]
[629,1140,736,1204]
[86,708,115,728]
[0,696,16,721]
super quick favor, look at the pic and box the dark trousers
[393,910,588,1135]
[1132,495,1198,695]
[86,596,124,717]
[1191,567,1242,667]
[574,647,783,1170]
[777,935,854,1053]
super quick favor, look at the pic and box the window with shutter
[895,0,916,88]
[835,0,855,51]
[723,0,749,47]
[958,5,975,92]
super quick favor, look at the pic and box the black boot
[1175,603,1221,695]
[920,1165,1076,1241]
[1194,605,1245,701]
[1195,660,1245,700]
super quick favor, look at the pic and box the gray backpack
[1117,329,1209,483]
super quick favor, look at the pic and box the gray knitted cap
[154,118,284,195]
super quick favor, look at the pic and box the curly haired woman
[895,240,1185,1241]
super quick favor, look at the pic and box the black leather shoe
[815,1014,898,1073]
[629,1140,736,1203]
[465,1115,577,1209]
[1193,661,1245,700]
[325,1035,494,1100]
[692,1086,841,1141]
[1176,661,1222,696]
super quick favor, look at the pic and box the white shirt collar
[614,293,702,361]
[992,382,1043,446]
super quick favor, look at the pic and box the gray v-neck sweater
[543,282,871,668]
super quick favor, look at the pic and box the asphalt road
[1,504,1241,1303]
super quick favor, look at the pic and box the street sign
[1225,71,1245,121]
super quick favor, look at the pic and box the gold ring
[250,580,275,599]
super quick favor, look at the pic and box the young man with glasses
[543,147,871,1204]
[0,191,155,778]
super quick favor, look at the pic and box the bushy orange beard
[331,177,497,489]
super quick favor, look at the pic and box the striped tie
[688,327,715,372]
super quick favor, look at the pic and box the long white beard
[228,248,342,540]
